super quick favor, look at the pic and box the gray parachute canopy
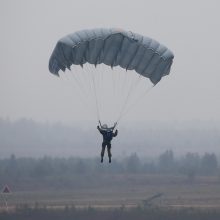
[49,28,174,84]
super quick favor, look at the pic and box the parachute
[49,28,174,124]
[49,28,173,85]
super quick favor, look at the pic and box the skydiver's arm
[99,121,107,130]
[109,122,117,130]
[113,129,118,137]
[97,125,104,134]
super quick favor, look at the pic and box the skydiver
[97,121,118,163]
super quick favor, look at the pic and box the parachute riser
[99,120,117,131]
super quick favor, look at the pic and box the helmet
[102,124,108,129]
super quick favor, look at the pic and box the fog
[0,0,220,158]
[0,118,219,158]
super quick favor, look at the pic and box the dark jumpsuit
[97,126,118,159]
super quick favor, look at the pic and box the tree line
[0,151,219,190]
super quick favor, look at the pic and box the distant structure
[142,193,163,207]
[2,185,11,194]
[1,185,11,211]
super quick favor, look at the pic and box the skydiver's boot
[101,157,103,163]
[109,157,111,163]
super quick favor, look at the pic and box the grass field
[1,174,220,211]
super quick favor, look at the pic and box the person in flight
[97,121,118,163]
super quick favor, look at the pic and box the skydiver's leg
[107,143,112,163]
[101,142,106,163]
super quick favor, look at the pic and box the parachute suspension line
[90,65,101,123]
[108,66,118,122]
[72,67,96,106]
[81,66,93,97]
[115,68,122,120]
[113,68,126,123]
[74,64,101,123]
[92,64,112,124]
[111,67,116,97]
[110,67,117,119]
[121,73,146,114]
[119,68,134,119]
[79,66,95,101]
[111,66,124,124]
[121,69,129,101]
[93,64,104,122]
[69,68,90,101]
[116,73,143,123]
[116,83,155,123]
[101,65,107,121]
[81,65,99,120]
[94,64,104,121]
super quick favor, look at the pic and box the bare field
[1,174,220,210]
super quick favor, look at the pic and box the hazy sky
[1,0,220,125]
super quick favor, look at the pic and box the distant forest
[1,118,220,191]
[0,150,219,191]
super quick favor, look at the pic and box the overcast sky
[1,0,220,126]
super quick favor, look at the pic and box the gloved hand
[97,126,99,129]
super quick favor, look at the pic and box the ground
[1,174,220,210]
